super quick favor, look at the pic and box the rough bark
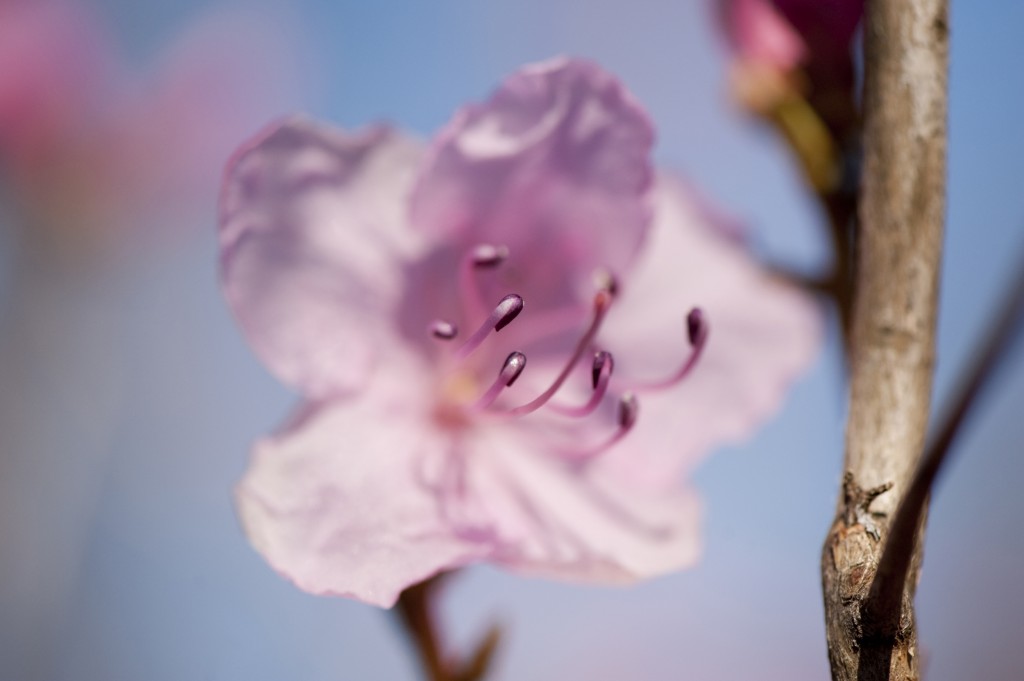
[821,1,948,680]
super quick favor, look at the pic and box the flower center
[426,244,709,459]
[432,370,481,428]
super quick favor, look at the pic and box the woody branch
[820,1,949,680]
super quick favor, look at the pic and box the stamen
[460,244,510,321]
[471,244,510,268]
[473,351,527,409]
[563,393,639,462]
[547,351,614,417]
[620,307,709,391]
[618,392,639,429]
[687,307,708,346]
[593,268,620,298]
[507,290,613,416]
[429,319,458,340]
[455,293,524,358]
[498,271,619,350]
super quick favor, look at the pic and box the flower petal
[410,58,655,316]
[598,175,821,487]
[449,424,702,583]
[722,0,807,71]
[220,117,426,397]
[236,371,489,609]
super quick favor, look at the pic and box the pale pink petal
[722,0,807,72]
[237,369,490,608]
[223,60,824,604]
[450,424,702,582]
[597,174,821,487]
[129,6,307,219]
[220,117,428,397]
[410,57,655,316]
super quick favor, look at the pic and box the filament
[455,293,524,359]
[507,290,613,416]
[547,351,614,418]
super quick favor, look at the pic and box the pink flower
[721,0,807,74]
[0,1,108,167]
[721,0,863,71]
[221,58,819,608]
[0,0,302,250]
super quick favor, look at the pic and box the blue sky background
[3,0,1022,679]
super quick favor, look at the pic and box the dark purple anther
[499,351,527,386]
[471,244,510,269]
[687,308,707,347]
[620,308,707,392]
[494,294,524,331]
[617,393,639,429]
[591,351,614,389]
[455,293,525,359]
[429,320,458,340]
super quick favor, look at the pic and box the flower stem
[395,577,451,681]
[395,574,502,681]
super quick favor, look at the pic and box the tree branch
[820,1,949,679]
[866,247,1024,636]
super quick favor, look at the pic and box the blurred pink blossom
[773,0,864,65]
[720,0,864,111]
[721,0,863,72]
[0,2,305,676]
[0,0,304,253]
[721,0,806,74]
[220,58,820,608]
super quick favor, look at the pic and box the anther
[548,351,614,418]
[474,351,528,409]
[429,320,458,340]
[493,294,525,331]
[617,392,639,429]
[593,268,620,298]
[592,351,614,389]
[460,245,510,321]
[507,290,613,416]
[499,351,527,386]
[456,294,524,358]
[563,392,640,462]
[471,244,510,268]
[687,308,707,347]
[620,307,709,392]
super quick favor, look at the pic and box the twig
[765,99,858,350]
[866,247,1024,631]
[820,0,949,679]
[395,577,451,681]
[394,575,502,681]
